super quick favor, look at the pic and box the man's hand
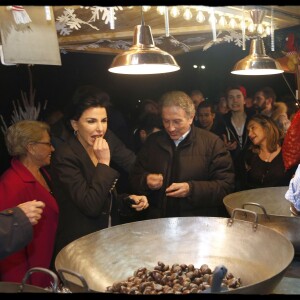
[128,195,149,211]
[147,173,163,190]
[18,200,45,225]
[222,134,238,151]
[165,182,190,198]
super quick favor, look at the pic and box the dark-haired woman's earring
[74,130,78,136]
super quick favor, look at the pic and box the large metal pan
[55,216,294,294]
[223,186,300,255]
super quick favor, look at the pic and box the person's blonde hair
[271,102,288,121]
[247,114,282,153]
[159,90,195,118]
[5,120,50,157]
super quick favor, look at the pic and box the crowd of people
[0,83,299,289]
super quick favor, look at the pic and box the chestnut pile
[106,261,242,294]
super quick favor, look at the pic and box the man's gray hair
[159,91,195,118]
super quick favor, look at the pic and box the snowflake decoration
[56,20,72,36]
[56,7,99,32]
[182,36,207,44]
[87,6,123,24]
[155,35,190,53]
[0,67,47,135]
[201,30,251,51]
[58,39,132,54]
[202,31,224,51]
[56,6,123,35]
[111,40,131,50]
[222,30,250,47]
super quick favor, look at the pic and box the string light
[229,17,237,29]
[248,23,255,32]
[156,6,165,15]
[257,24,264,35]
[142,6,151,12]
[183,8,192,20]
[240,19,246,31]
[196,10,205,23]
[170,6,180,18]
[218,15,227,27]
[208,12,217,24]
[125,6,272,37]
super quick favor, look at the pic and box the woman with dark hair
[50,87,149,261]
[239,114,296,190]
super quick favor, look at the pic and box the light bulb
[196,11,205,23]
[240,19,246,31]
[218,15,227,27]
[229,18,237,29]
[157,6,165,15]
[183,8,192,21]
[142,6,151,12]
[208,14,217,24]
[170,6,180,18]
[248,23,255,33]
[257,24,264,35]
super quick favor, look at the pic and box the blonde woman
[271,102,291,135]
[0,120,58,287]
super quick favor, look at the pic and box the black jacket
[129,126,235,218]
[50,136,121,257]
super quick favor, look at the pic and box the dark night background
[0,30,298,173]
[0,37,297,122]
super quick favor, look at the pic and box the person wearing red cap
[238,85,247,98]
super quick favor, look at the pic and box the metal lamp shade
[108,24,180,75]
[231,38,284,75]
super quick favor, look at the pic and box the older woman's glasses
[32,142,53,147]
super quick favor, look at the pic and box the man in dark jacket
[129,90,235,218]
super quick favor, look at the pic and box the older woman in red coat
[0,120,59,288]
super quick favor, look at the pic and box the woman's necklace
[264,153,272,162]
[260,151,272,162]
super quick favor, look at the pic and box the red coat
[0,158,59,288]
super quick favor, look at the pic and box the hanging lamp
[231,8,283,75]
[108,10,180,75]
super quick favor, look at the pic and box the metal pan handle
[242,202,270,219]
[57,268,90,292]
[228,208,258,231]
[19,267,59,292]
